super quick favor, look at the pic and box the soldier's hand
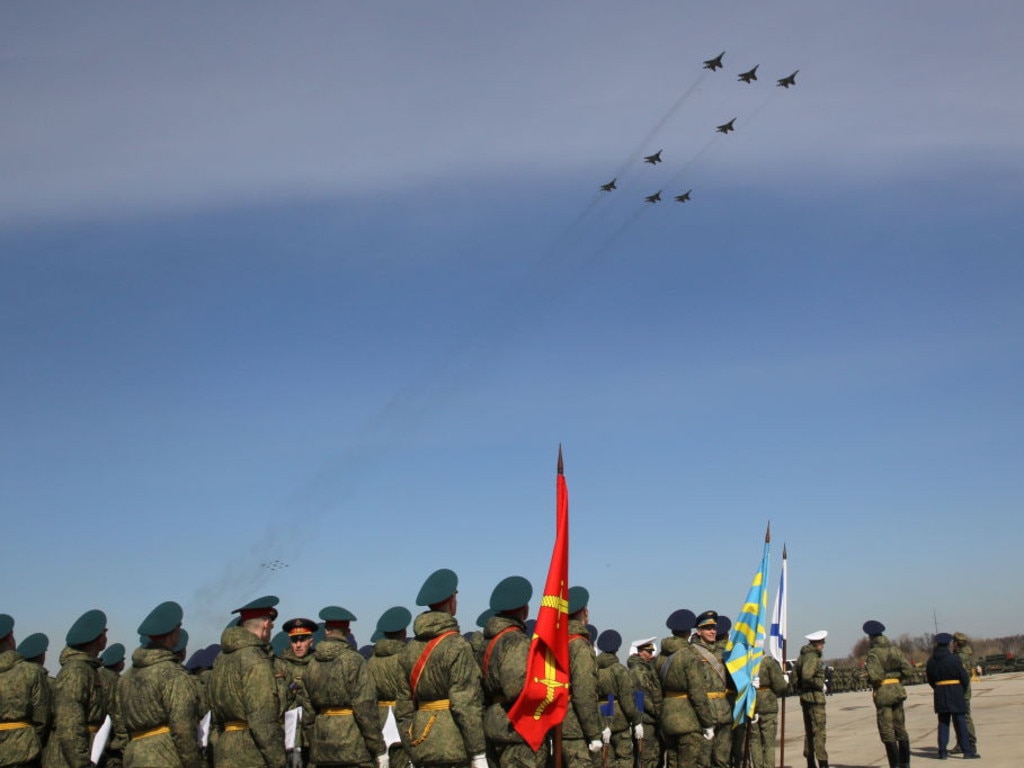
[751,714,759,724]
[751,676,760,689]
[602,727,611,745]
[633,724,644,740]
[702,727,715,741]
[588,740,604,753]
[376,754,389,768]
[471,754,488,768]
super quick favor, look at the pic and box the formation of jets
[261,560,289,572]
[598,52,798,204]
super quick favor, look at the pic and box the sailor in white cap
[796,630,829,768]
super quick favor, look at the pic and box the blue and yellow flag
[724,524,771,724]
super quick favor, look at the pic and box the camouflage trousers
[800,703,827,762]
[701,724,730,768]
[748,712,779,768]
[562,738,594,768]
[634,725,661,768]
[492,741,546,768]
[874,702,907,743]
[591,729,632,768]
[663,732,705,768]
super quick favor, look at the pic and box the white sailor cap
[629,636,658,656]
[805,630,828,642]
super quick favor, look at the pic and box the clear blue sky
[3,2,1022,660]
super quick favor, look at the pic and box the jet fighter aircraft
[600,178,617,191]
[776,70,799,88]
[738,65,759,83]
[703,52,725,71]
[674,190,692,203]
[644,150,663,165]
[716,118,736,134]
[644,191,662,203]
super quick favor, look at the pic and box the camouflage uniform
[208,625,285,768]
[116,646,204,768]
[865,634,913,767]
[303,636,384,767]
[595,650,640,768]
[795,642,827,768]
[368,638,408,768]
[655,639,714,768]
[561,620,603,768]
[477,615,544,768]
[42,648,108,768]
[952,635,976,753]
[395,611,485,768]
[278,646,314,761]
[96,665,124,768]
[749,655,788,768]
[689,636,730,768]
[626,650,661,768]
[0,648,53,766]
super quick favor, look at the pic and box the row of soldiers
[2,570,795,768]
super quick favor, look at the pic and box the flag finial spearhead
[765,522,771,543]
[557,445,563,475]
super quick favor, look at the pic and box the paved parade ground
[774,671,1021,767]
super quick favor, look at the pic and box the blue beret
[490,576,533,612]
[232,595,279,619]
[568,586,589,614]
[358,644,374,660]
[475,608,495,629]
[66,609,107,646]
[17,632,49,660]
[695,610,718,628]
[0,614,13,640]
[319,606,357,623]
[597,629,622,654]
[203,643,222,666]
[101,643,126,667]
[666,609,696,632]
[524,619,536,637]
[863,620,885,636]
[138,600,184,637]
[416,568,459,606]
[934,632,953,645]
[185,648,207,671]
[172,628,189,654]
[376,606,412,634]
[716,616,732,637]
[587,624,598,643]
[270,631,290,656]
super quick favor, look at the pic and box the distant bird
[600,178,617,191]
[674,190,692,203]
[644,190,662,203]
[738,65,759,83]
[703,52,725,71]
[776,70,799,88]
[644,150,663,165]
[716,118,736,134]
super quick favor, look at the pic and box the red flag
[507,447,570,750]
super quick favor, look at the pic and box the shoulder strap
[658,653,675,683]
[481,626,518,678]
[691,643,727,685]
[409,630,458,699]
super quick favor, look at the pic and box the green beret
[376,606,412,634]
[17,632,49,659]
[489,576,533,612]
[232,595,279,619]
[270,630,289,656]
[319,606,357,623]
[370,629,384,643]
[101,643,126,666]
[138,600,184,637]
[172,628,189,654]
[224,616,241,630]
[416,568,458,607]
[475,608,495,628]
[0,613,13,641]
[568,586,589,614]
[66,609,107,646]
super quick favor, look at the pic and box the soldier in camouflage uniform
[42,609,109,768]
[280,618,318,768]
[626,637,661,768]
[560,587,607,768]
[655,609,715,768]
[0,614,53,767]
[951,632,977,756]
[395,568,486,768]
[689,612,731,768]
[749,653,788,768]
[116,601,203,768]
[477,577,544,768]
[863,621,913,768]
[369,607,412,768]
[795,631,828,768]
[98,644,126,768]
[302,606,387,768]
[209,595,285,768]
[594,630,641,768]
